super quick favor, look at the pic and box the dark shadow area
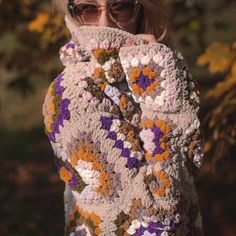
[0,127,64,236]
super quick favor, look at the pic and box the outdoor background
[0,0,236,235]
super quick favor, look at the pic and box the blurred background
[0,0,235,235]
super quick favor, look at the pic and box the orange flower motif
[156,187,166,197]
[142,67,150,76]
[145,152,152,161]
[92,48,104,59]
[95,227,102,235]
[130,68,141,78]
[165,179,172,188]
[94,67,103,79]
[70,152,80,167]
[129,67,158,96]
[95,170,113,196]
[162,150,170,160]
[145,119,155,128]
[139,121,146,129]
[154,154,164,162]
[90,212,102,225]
[129,74,137,83]
[98,81,108,91]
[49,97,56,116]
[44,84,56,133]
[119,95,128,109]
[132,83,143,95]
[78,207,90,219]
[146,81,158,94]
[156,120,171,134]
[99,171,108,183]
[157,170,172,188]
[127,130,135,140]
[149,71,156,79]
[160,142,167,149]
[59,167,73,183]
[153,150,170,163]
[76,149,94,162]
[92,160,103,171]
[142,66,156,78]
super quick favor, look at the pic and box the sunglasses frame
[67,0,141,26]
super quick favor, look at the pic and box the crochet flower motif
[100,115,143,170]
[126,219,180,235]
[92,48,119,65]
[71,140,122,199]
[42,73,71,143]
[57,159,87,192]
[87,68,140,123]
[129,67,158,96]
[91,48,124,83]
[66,202,102,235]
[59,41,90,65]
[140,119,172,197]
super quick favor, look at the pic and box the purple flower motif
[54,74,65,96]
[101,116,112,130]
[56,115,64,127]
[55,84,64,96]
[152,138,160,146]
[69,175,79,188]
[55,84,65,96]
[107,131,117,140]
[55,74,64,82]
[60,99,70,120]
[127,157,139,169]
[151,126,163,138]
[64,164,75,173]
[149,125,165,155]
[147,222,163,234]
[114,139,124,149]
[136,72,153,90]
[52,121,60,134]
[133,220,180,236]
[49,133,56,143]
[153,145,164,155]
[121,148,131,158]
[60,98,70,109]
[47,73,72,143]
[134,226,146,236]
[66,42,75,49]
[51,115,63,136]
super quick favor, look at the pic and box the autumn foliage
[1,0,236,235]
[198,42,236,163]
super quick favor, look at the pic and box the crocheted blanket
[42,15,204,236]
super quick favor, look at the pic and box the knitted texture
[42,16,204,236]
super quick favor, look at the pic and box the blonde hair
[53,0,179,50]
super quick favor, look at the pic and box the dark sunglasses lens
[73,3,99,23]
[110,0,136,22]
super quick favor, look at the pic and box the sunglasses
[67,0,141,25]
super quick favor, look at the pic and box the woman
[42,0,204,235]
